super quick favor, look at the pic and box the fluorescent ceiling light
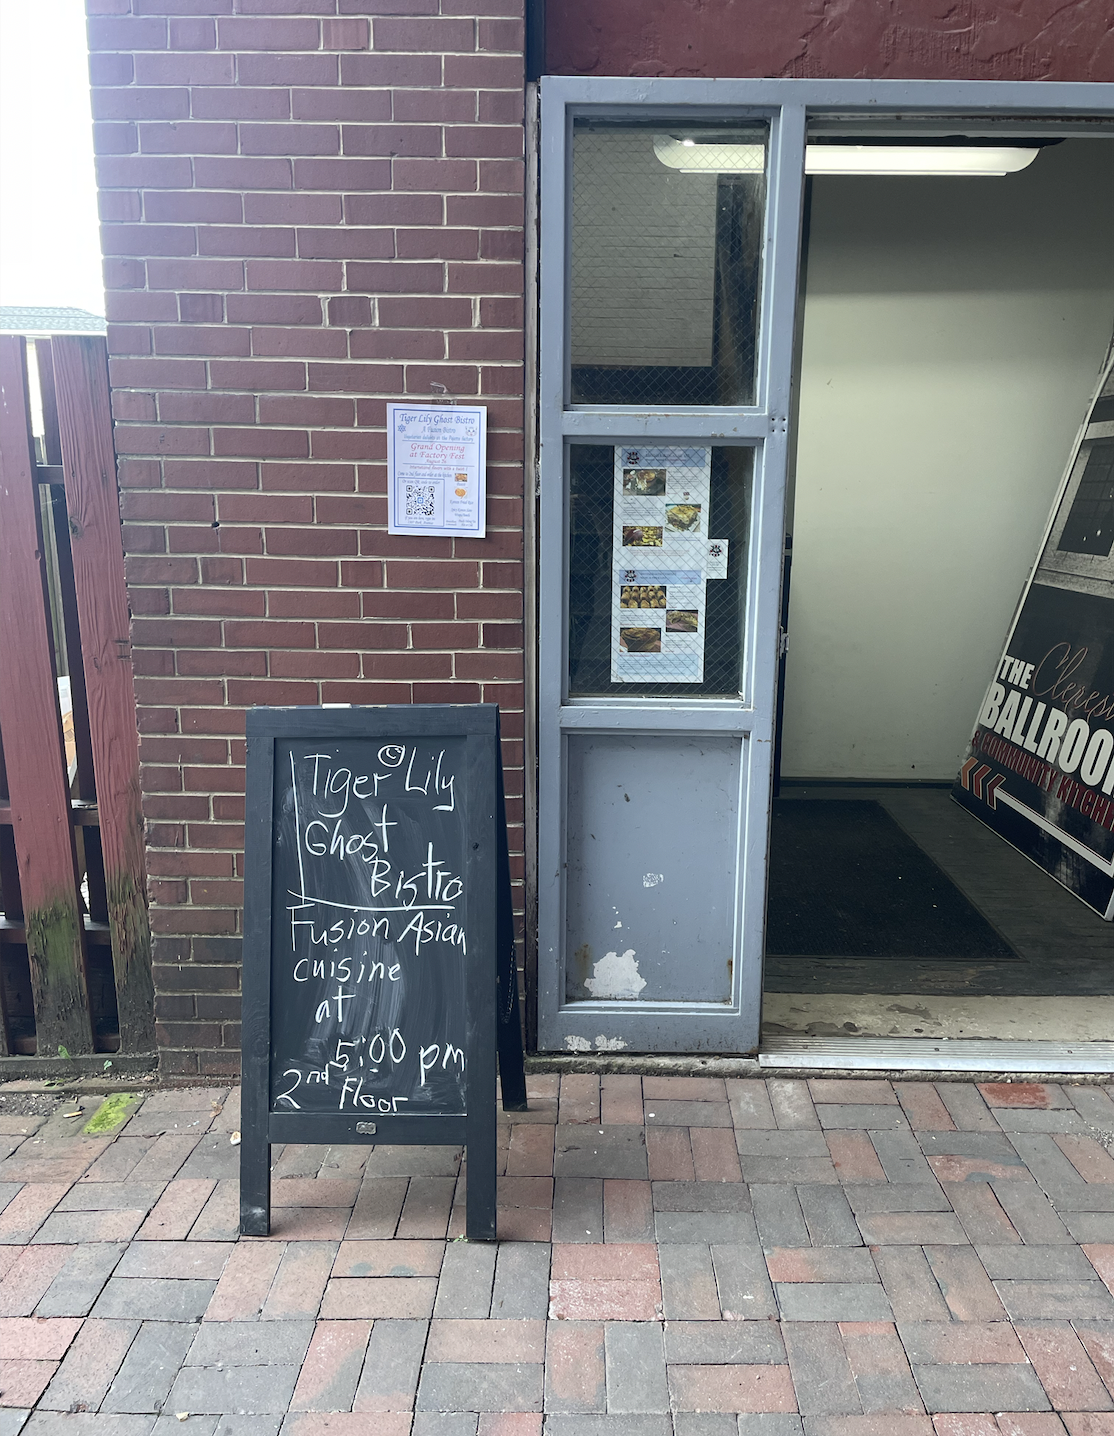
[653,135,1041,177]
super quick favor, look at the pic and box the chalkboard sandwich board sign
[240,703,526,1241]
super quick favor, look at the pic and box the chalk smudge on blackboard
[269,740,470,1116]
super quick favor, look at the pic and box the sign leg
[465,1103,497,1241]
[239,1128,271,1237]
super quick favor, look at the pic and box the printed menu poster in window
[611,447,728,683]
[387,403,487,539]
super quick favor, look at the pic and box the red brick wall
[87,0,526,1076]
[548,0,1114,80]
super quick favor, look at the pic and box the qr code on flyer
[404,483,437,519]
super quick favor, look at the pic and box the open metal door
[535,85,807,1054]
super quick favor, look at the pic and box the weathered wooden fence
[0,334,154,1070]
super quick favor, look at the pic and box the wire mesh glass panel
[1058,440,1114,557]
[568,444,753,698]
[570,121,768,408]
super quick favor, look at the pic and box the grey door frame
[536,78,1114,1056]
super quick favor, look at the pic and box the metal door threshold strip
[760,1035,1114,1074]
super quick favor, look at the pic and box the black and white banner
[954,348,1114,919]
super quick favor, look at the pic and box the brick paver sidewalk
[2,1075,1114,1436]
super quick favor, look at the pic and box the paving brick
[645,1127,696,1182]
[135,1181,216,1241]
[930,1416,1000,1436]
[1060,1418,1114,1436]
[427,1320,545,1364]
[844,1184,949,1214]
[552,1244,660,1284]
[396,1177,457,1240]
[32,1212,148,1246]
[663,1321,785,1365]
[0,1187,70,1245]
[769,1082,821,1131]
[782,1322,859,1416]
[542,1419,672,1436]
[364,1149,462,1179]
[416,1362,544,1413]
[736,1417,804,1436]
[543,1320,605,1413]
[898,1322,1026,1364]
[856,1211,968,1245]
[1053,1136,1114,1184]
[433,1237,497,1317]
[605,1322,668,1413]
[804,1420,933,1436]
[655,1212,758,1245]
[668,1364,797,1414]
[1084,1243,1114,1293]
[40,1318,139,1411]
[35,1243,125,1316]
[809,1083,897,1108]
[689,1129,743,1184]
[826,1135,887,1184]
[167,1364,300,1415]
[651,1182,750,1214]
[922,1246,1005,1321]
[604,1181,655,1243]
[94,1276,218,1322]
[335,1238,442,1279]
[506,1127,554,1178]
[727,1081,777,1130]
[943,1182,1021,1245]
[977,1245,1097,1280]
[261,1243,337,1320]
[286,1415,409,1436]
[936,1086,1000,1132]
[58,1185,166,1215]
[0,1317,82,1360]
[817,1107,909,1132]
[646,1102,731,1129]
[658,1244,721,1319]
[477,1417,542,1436]
[23,1420,159,1436]
[551,1179,603,1243]
[834,1320,922,1415]
[186,1321,314,1367]
[130,1136,200,1186]
[559,1076,600,1126]
[345,1177,408,1239]
[102,1319,197,1413]
[868,1132,937,1185]
[1046,1187,1114,1211]
[554,1129,648,1181]
[0,1246,74,1315]
[1008,1136,1090,1190]
[601,1078,644,1127]
[910,1363,1051,1413]
[995,1418,1071,1436]
[491,1243,550,1319]
[411,1418,478,1436]
[1065,1086,1114,1129]
[1061,1212,1114,1243]
[710,1241,778,1320]
[798,1187,861,1247]
[187,1181,240,1243]
[992,1280,1114,1321]
[0,1361,57,1408]
[751,1187,810,1248]
[741,1159,840,1186]
[289,1320,372,1412]
[991,1186,1074,1245]
[321,1276,438,1319]
[871,1247,951,1323]
[205,1241,285,1320]
[895,1087,955,1133]
[1015,1323,1113,1411]
[1074,1320,1114,1395]
[776,1285,893,1323]
[978,1084,1068,1109]
[117,1243,230,1281]
[351,1317,428,1411]
[548,1280,661,1322]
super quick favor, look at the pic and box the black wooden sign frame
[240,703,526,1241]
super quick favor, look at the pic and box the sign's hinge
[355,1121,377,1135]
[778,628,790,658]
[535,460,541,498]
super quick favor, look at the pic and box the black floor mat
[765,799,1018,960]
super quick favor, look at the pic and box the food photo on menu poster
[610,446,729,683]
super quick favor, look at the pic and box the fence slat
[0,336,93,1055]
[52,336,155,1053]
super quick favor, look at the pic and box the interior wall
[781,139,1114,782]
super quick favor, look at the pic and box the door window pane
[570,120,768,407]
[568,443,753,698]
